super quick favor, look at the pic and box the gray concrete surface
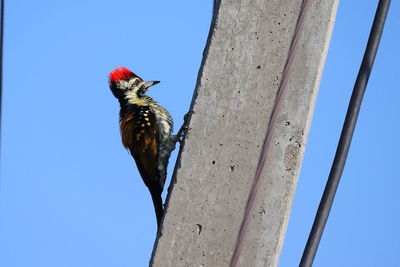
[151,0,339,266]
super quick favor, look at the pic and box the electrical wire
[0,0,4,154]
[299,1,391,266]
[0,0,4,193]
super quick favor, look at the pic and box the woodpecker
[108,67,185,228]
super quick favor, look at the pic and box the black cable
[0,0,3,151]
[299,0,391,266]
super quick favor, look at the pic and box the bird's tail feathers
[150,190,164,229]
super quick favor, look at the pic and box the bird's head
[108,67,159,103]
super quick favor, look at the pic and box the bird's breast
[149,105,173,143]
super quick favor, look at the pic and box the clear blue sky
[1,1,399,266]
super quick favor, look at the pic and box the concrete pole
[152,0,339,266]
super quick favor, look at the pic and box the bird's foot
[176,110,194,144]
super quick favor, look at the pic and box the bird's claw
[176,110,194,144]
[176,125,191,144]
[183,110,194,122]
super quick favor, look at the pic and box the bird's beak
[144,81,160,89]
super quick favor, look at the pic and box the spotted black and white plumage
[108,67,180,228]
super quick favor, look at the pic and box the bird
[108,66,187,228]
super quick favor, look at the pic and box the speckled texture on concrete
[151,0,338,266]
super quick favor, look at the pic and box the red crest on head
[109,67,138,83]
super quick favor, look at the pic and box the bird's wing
[120,106,160,191]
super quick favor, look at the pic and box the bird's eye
[137,86,145,97]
